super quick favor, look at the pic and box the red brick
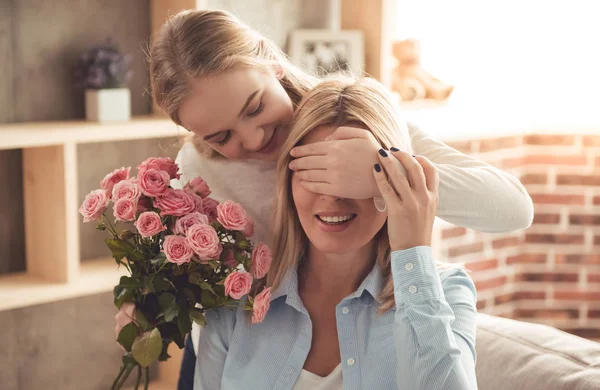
[594,196,600,205]
[530,194,585,205]
[589,310,600,318]
[557,174,600,186]
[479,137,521,153]
[583,135,600,147]
[474,276,507,291]
[561,328,600,340]
[524,135,575,145]
[492,236,521,249]
[513,291,546,300]
[524,155,588,165]
[448,242,484,258]
[441,227,467,240]
[494,293,514,305]
[553,291,600,301]
[447,141,473,154]
[525,234,584,245]
[506,253,547,265]
[465,258,498,272]
[520,174,548,185]
[589,274,600,283]
[555,254,600,265]
[476,299,487,310]
[514,308,579,319]
[502,157,525,168]
[570,215,600,225]
[515,272,578,283]
[596,236,600,246]
[533,213,561,224]
[495,312,514,319]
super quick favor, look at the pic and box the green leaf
[105,238,135,262]
[188,272,203,286]
[200,289,216,307]
[159,293,178,322]
[177,305,192,336]
[113,286,134,308]
[189,308,206,327]
[151,253,167,267]
[134,309,151,331]
[119,276,138,289]
[152,276,172,293]
[131,328,163,367]
[182,288,197,307]
[117,322,140,352]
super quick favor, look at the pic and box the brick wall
[434,133,600,342]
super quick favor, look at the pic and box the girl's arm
[409,123,533,232]
[391,247,478,389]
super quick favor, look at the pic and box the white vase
[85,88,131,122]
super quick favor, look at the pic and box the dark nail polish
[390,147,399,152]
[412,154,416,157]
[374,163,381,172]
[378,149,388,157]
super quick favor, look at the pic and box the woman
[192,77,477,389]
[116,9,530,386]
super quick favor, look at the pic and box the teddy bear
[390,39,453,101]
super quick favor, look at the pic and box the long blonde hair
[149,9,318,158]
[268,76,415,313]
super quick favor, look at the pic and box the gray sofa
[476,313,600,390]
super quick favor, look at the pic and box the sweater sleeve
[408,123,533,233]
[392,246,478,390]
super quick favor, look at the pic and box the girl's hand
[289,126,382,199]
[373,148,439,251]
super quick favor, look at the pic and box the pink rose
[101,167,131,196]
[163,235,194,265]
[186,224,223,261]
[203,197,220,222]
[112,178,141,202]
[217,200,250,231]
[134,211,167,237]
[139,168,170,197]
[115,302,137,337]
[243,215,254,237]
[184,188,204,213]
[222,249,238,268]
[224,271,253,300]
[154,188,197,217]
[252,287,272,325]
[79,189,109,222]
[137,157,180,180]
[185,177,212,198]
[251,242,272,279]
[113,198,137,222]
[174,212,209,235]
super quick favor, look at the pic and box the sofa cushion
[475,313,600,390]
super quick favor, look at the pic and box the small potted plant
[75,38,133,122]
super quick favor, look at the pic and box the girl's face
[178,67,294,161]
[292,125,388,254]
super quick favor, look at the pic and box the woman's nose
[238,125,265,151]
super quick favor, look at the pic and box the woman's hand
[373,148,439,251]
[289,126,382,199]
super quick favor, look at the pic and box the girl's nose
[238,126,265,151]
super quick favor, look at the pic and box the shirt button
[341,306,349,315]
[408,285,418,294]
[405,262,414,271]
[347,358,355,366]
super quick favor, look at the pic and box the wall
[435,133,600,341]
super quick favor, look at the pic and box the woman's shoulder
[438,266,477,303]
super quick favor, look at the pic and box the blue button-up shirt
[194,247,478,389]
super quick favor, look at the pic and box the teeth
[318,215,354,223]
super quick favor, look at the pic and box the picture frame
[288,29,365,77]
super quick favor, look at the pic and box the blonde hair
[149,9,318,158]
[268,76,416,313]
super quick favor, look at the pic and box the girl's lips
[315,215,355,233]
[258,128,278,154]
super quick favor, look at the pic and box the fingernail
[378,149,388,157]
[412,154,417,157]
[290,149,296,156]
[374,163,381,172]
[390,147,399,152]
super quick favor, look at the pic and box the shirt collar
[271,261,384,308]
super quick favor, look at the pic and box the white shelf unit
[0,116,184,312]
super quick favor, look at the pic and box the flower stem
[111,365,126,390]
[114,363,136,389]
[134,365,142,390]
[143,367,150,390]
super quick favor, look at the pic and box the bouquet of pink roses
[79,157,272,389]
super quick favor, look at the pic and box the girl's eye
[247,101,264,117]
[216,131,231,146]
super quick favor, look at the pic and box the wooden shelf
[0,115,183,150]
[0,257,128,311]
